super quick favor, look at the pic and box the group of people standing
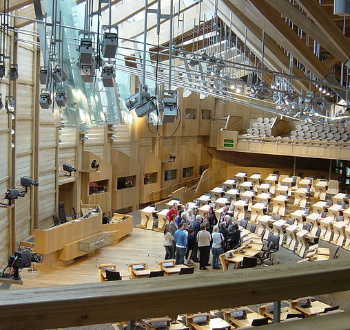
[163,204,241,270]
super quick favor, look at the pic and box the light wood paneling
[16,120,32,153]
[0,133,9,175]
[16,84,33,118]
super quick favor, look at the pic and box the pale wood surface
[3,259,350,329]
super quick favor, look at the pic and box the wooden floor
[14,228,166,290]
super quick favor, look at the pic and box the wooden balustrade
[1,259,350,329]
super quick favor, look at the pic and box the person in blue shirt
[174,222,188,265]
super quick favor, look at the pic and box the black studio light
[63,163,77,176]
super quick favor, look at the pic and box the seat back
[323,306,339,313]
[268,234,280,251]
[251,317,269,326]
[149,270,164,278]
[241,257,257,269]
[105,270,122,281]
[240,219,248,229]
[58,202,67,223]
[179,267,195,275]
[52,213,60,226]
[249,224,256,234]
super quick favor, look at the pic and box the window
[199,165,209,175]
[117,175,136,189]
[185,109,196,119]
[183,167,194,178]
[201,109,211,120]
[165,170,177,181]
[89,180,108,195]
[144,172,157,185]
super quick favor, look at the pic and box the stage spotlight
[62,163,76,176]
[20,177,39,192]
[52,65,66,83]
[80,64,95,82]
[55,87,67,107]
[5,96,15,113]
[161,90,178,123]
[101,64,115,87]
[91,160,99,171]
[102,31,118,58]
[9,64,18,81]
[39,89,52,109]
[3,188,25,206]
[39,66,48,85]
[79,38,94,65]
[124,86,156,117]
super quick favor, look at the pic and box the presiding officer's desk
[34,205,105,269]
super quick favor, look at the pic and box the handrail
[1,259,350,330]
[149,176,201,200]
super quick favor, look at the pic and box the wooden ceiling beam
[0,0,32,12]
[265,0,348,63]
[14,4,36,28]
[295,0,350,66]
[240,0,328,79]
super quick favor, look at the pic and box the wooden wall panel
[39,148,56,172]
[16,84,33,118]
[15,192,31,242]
[59,148,76,169]
[17,46,34,82]
[0,133,9,176]
[40,126,56,148]
[16,120,32,154]
[38,171,56,229]
[16,154,31,178]
[0,180,10,266]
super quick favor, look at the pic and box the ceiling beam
[0,0,32,12]
[14,4,36,28]
[214,0,309,93]
[265,0,349,64]
[237,0,328,79]
[295,0,350,67]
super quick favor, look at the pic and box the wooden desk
[259,305,302,322]
[211,187,224,200]
[257,183,271,195]
[256,215,272,240]
[34,210,103,268]
[293,188,308,208]
[275,185,289,197]
[225,189,240,204]
[327,204,345,219]
[198,204,211,217]
[223,179,236,189]
[291,300,331,316]
[331,221,346,246]
[250,203,267,222]
[298,178,312,188]
[249,174,261,192]
[198,195,211,206]
[235,172,247,187]
[166,200,183,208]
[233,200,248,220]
[228,312,266,328]
[129,263,159,279]
[290,210,307,229]
[285,225,298,251]
[141,206,156,229]
[265,175,278,194]
[158,259,189,276]
[332,193,347,205]
[240,181,253,193]
[273,220,286,245]
[272,195,288,216]
[240,190,255,211]
[157,209,169,231]
[256,193,271,204]
[190,318,230,330]
[220,242,262,270]
[315,181,328,200]
[319,217,334,242]
[215,197,230,209]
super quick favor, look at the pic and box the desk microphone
[146,254,149,268]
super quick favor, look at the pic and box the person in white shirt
[197,223,211,270]
[211,225,224,269]
[163,223,174,259]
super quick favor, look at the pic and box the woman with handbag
[211,225,224,269]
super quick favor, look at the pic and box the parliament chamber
[3,0,350,329]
